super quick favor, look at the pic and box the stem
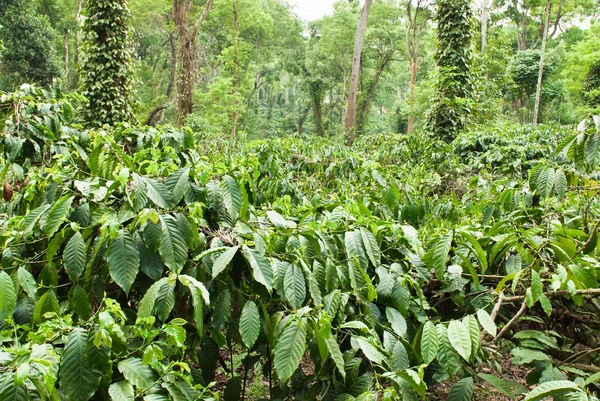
[493,298,527,343]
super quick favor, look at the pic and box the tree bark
[345,0,373,146]
[172,0,214,125]
[63,29,69,83]
[231,0,239,138]
[406,0,422,133]
[533,0,552,126]
[481,0,489,52]
[310,82,326,137]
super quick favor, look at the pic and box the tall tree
[172,0,214,124]
[406,0,429,133]
[0,0,60,90]
[533,0,551,126]
[425,0,473,142]
[346,0,373,146]
[80,0,136,127]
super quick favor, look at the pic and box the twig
[493,298,527,343]
[499,288,600,303]
[490,291,505,322]
[563,346,600,365]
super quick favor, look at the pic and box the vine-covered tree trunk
[425,0,473,142]
[533,0,552,126]
[80,0,136,127]
[345,0,373,146]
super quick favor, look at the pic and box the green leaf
[138,277,166,319]
[17,266,37,299]
[144,178,173,208]
[477,373,528,398]
[212,246,239,278]
[0,271,16,321]
[143,222,162,253]
[33,290,59,323]
[239,301,260,348]
[523,381,581,401]
[21,204,51,234]
[45,196,75,237]
[431,232,453,280]
[284,263,306,310]
[355,336,386,364]
[107,229,140,294]
[386,307,407,337]
[241,245,273,291]
[448,377,474,401]
[70,284,92,320]
[108,381,135,401]
[165,168,189,205]
[221,175,242,221]
[325,335,346,379]
[155,278,176,322]
[274,320,306,382]
[477,309,497,337]
[118,357,159,391]
[420,321,439,365]
[159,215,188,273]
[178,274,209,334]
[60,328,101,401]
[64,232,87,282]
[536,167,555,198]
[345,230,368,271]
[447,320,472,362]
[267,210,288,229]
[360,228,381,266]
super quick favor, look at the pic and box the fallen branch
[493,298,527,343]
[490,291,505,322]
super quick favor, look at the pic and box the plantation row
[1,86,600,400]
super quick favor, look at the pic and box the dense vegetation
[1,0,600,400]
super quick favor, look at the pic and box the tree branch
[192,0,215,40]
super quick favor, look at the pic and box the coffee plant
[0,87,600,400]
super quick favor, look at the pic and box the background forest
[2,0,600,401]
[1,0,599,135]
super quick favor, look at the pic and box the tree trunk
[298,103,311,135]
[63,29,69,83]
[231,0,239,138]
[310,82,326,137]
[481,0,488,52]
[345,0,373,146]
[172,0,214,125]
[533,0,552,126]
[406,0,422,133]
[166,33,177,98]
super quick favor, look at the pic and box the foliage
[0,0,60,91]
[80,0,136,127]
[1,87,600,399]
[583,60,600,109]
[425,0,474,143]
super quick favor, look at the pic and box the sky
[291,0,337,22]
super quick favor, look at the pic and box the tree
[425,0,473,142]
[172,0,214,124]
[533,0,551,126]
[406,0,431,132]
[346,0,373,146]
[0,0,60,90]
[583,60,600,109]
[80,0,136,127]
